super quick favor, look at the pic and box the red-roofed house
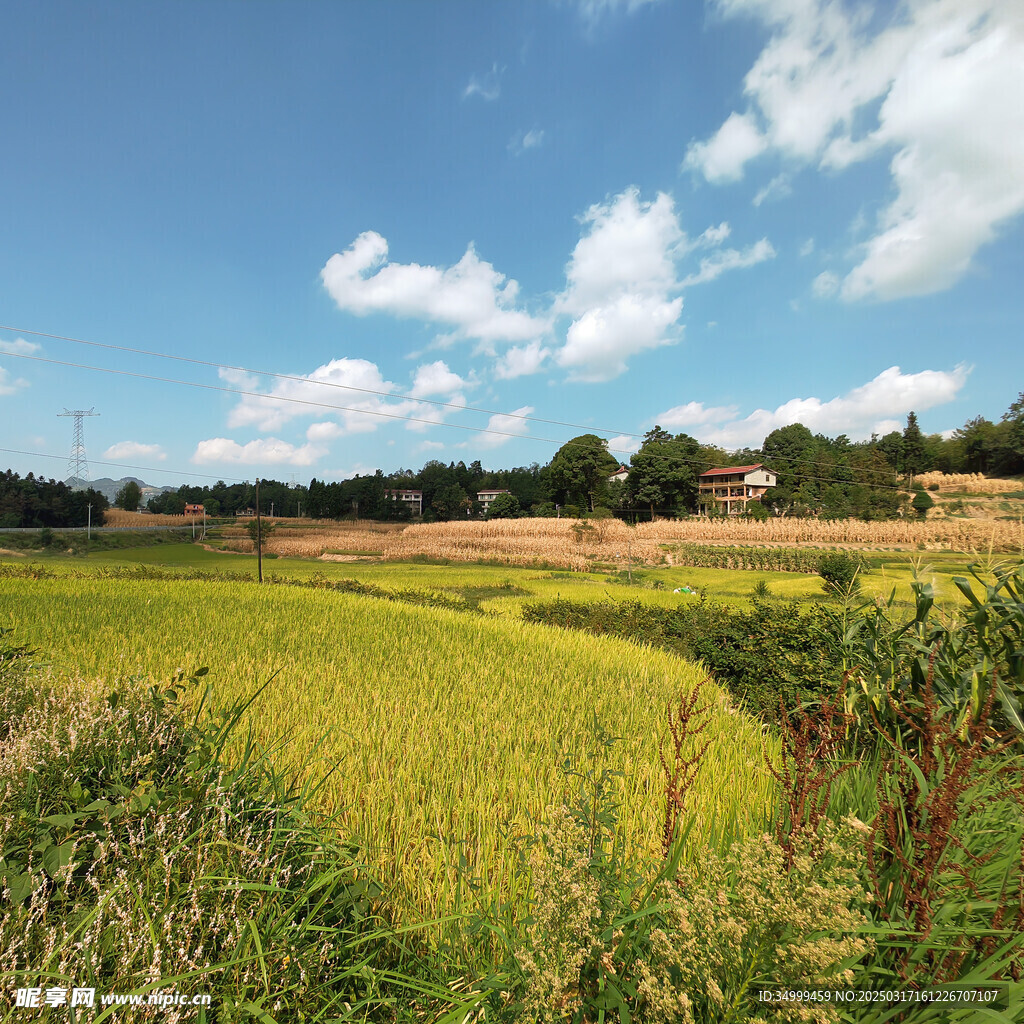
[698,464,777,515]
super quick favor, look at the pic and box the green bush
[818,551,861,596]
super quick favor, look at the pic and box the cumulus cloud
[408,360,468,398]
[606,434,642,455]
[0,366,29,396]
[225,359,398,435]
[102,442,167,462]
[553,189,687,381]
[463,63,504,101]
[684,112,768,183]
[689,0,1024,300]
[0,337,40,356]
[681,238,776,286]
[494,340,551,380]
[656,401,741,429]
[193,437,327,467]
[813,271,840,297]
[473,406,535,449]
[321,231,548,346]
[656,364,969,448]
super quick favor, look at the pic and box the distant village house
[608,465,629,484]
[476,488,510,513]
[184,503,205,516]
[698,464,777,515]
[385,488,423,516]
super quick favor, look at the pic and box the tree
[548,434,617,512]
[625,427,701,517]
[912,487,934,519]
[902,412,928,477]
[487,493,520,518]
[431,483,470,521]
[114,480,142,511]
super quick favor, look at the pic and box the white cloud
[474,406,534,449]
[657,364,969,448]
[102,442,167,462]
[799,238,815,257]
[681,238,776,286]
[321,231,548,346]
[226,358,398,434]
[693,0,1024,300]
[415,440,446,453]
[0,366,29,396]
[509,128,545,154]
[656,401,740,429]
[192,437,327,467]
[554,188,687,380]
[306,421,344,442]
[606,434,642,454]
[752,173,792,206]
[558,293,682,382]
[408,360,468,398]
[574,0,664,27]
[683,111,767,183]
[0,337,40,355]
[698,222,731,246]
[812,271,840,297]
[494,340,550,380]
[463,63,504,101]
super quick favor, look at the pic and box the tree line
[5,392,1021,527]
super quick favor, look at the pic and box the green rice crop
[0,575,776,940]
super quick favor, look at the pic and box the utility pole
[297,501,302,519]
[255,478,263,583]
[270,501,274,517]
[87,503,92,542]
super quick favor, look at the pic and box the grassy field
[0,571,776,940]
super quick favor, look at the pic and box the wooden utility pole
[255,478,263,583]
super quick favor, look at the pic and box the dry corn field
[379,516,1024,570]
[914,471,1022,493]
[102,508,199,527]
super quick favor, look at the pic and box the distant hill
[76,476,177,503]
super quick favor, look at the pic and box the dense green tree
[912,487,934,519]
[902,411,929,477]
[486,493,520,518]
[548,434,617,512]
[625,427,702,516]
[431,483,470,521]
[114,480,142,511]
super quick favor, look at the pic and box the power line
[1,348,907,492]
[1,322,906,477]
[0,323,646,439]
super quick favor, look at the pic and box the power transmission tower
[58,408,100,489]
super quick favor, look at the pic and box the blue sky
[1,0,1022,486]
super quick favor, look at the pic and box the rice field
[0,573,776,929]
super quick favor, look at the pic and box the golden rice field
[378,516,1024,571]
[0,575,775,928]
[915,471,1023,493]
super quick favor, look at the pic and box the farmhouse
[184,503,204,516]
[608,464,629,483]
[698,464,777,515]
[385,488,423,516]
[477,488,510,513]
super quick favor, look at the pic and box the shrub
[818,551,861,596]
